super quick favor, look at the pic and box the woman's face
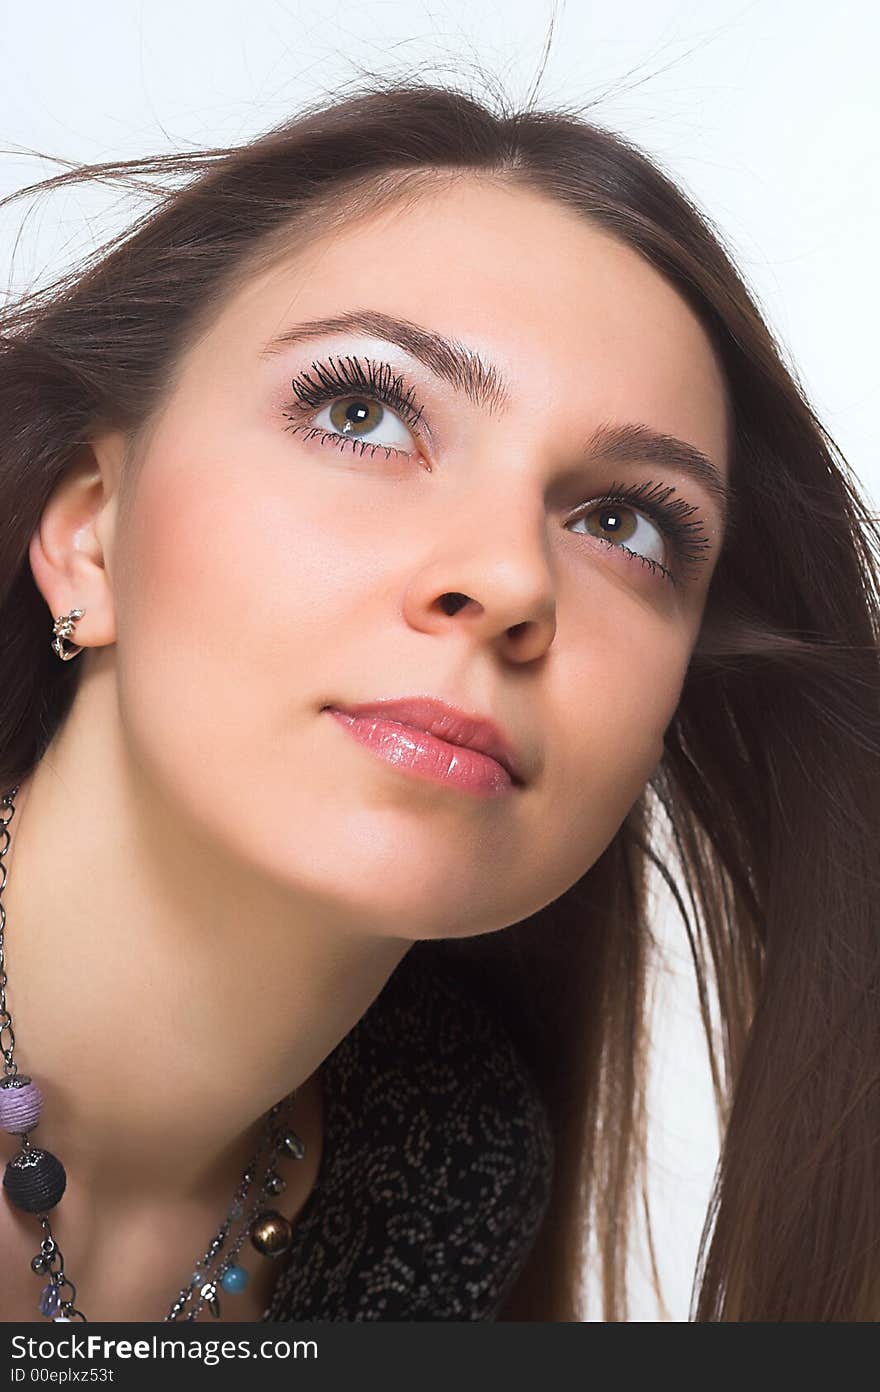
[95,178,730,938]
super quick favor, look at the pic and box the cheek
[533,618,688,897]
[110,447,368,817]
[117,434,369,667]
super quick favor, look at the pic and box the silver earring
[50,607,86,662]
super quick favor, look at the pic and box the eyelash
[281,354,712,588]
[566,478,712,587]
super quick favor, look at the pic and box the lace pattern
[262,952,555,1321]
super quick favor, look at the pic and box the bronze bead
[249,1209,293,1257]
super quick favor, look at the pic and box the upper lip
[326,696,527,785]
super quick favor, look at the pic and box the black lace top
[262,950,555,1321]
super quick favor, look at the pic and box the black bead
[277,1128,305,1161]
[3,1148,67,1213]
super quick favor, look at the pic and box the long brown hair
[1,75,878,1322]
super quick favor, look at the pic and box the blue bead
[39,1283,60,1317]
[220,1265,249,1294]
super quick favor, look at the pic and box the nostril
[438,593,471,616]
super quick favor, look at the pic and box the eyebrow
[261,308,731,528]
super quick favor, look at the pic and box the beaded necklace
[0,783,307,1322]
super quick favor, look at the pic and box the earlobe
[27,442,121,651]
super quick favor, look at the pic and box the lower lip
[325,709,517,796]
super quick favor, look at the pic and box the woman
[0,77,877,1324]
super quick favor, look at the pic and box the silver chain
[164,1092,297,1322]
[0,788,19,1082]
[0,782,300,1323]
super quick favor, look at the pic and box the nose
[402,477,558,661]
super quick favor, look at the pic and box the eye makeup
[284,354,426,435]
[279,352,715,589]
[563,478,712,587]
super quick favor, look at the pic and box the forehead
[193,177,730,463]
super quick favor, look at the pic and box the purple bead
[0,1076,44,1134]
[39,1283,60,1318]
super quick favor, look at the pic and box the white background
[1,0,876,1320]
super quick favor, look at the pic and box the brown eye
[328,397,382,435]
[568,502,665,568]
[317,395,414,451]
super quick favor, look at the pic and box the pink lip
[323,696,526,796]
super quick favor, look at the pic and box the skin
[0,176,729,1321]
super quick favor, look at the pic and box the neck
[0,660,409,1226]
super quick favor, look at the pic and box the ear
[28,429,129,653]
